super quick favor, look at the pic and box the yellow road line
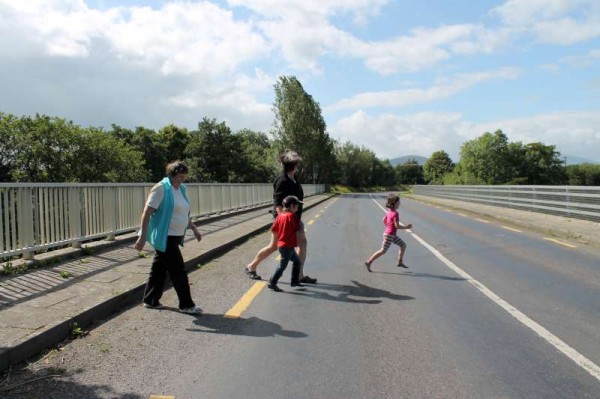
[307,220,315,225]
[275,254,282,260]
[475,218,490,223]
[314,214,321,218]
[543,238,577,248]
[501,226,522,232]
[224,281,267,319]
[456,212,466,216]
[149,396,175,399]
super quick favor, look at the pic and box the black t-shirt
[273,173,304,219]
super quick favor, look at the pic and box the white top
[146,184,190,236]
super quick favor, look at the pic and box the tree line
[1,76,598,186]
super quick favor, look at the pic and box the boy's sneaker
[179,306,202,315]
[268,284,283,292]
[299,275,317,284]
[143,302,164,309]
[290,281,304,287]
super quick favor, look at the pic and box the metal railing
[0,183,326,261]
[412,185,600,223]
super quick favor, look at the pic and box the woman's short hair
[385,193,400,209]
[166,160,189,177]
[280,150,302,173]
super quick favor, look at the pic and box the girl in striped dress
[364,194,412,272]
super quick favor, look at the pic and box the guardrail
[0,183,326,261]
[412,185,600,223]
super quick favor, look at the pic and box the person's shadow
[372,270,466,281]
[185,313,307,338]
[285,280,414,304]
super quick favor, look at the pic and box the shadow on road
[372,270,466,281]
[286,280,414,304]
[187,313,307,338]
[0,366,142,399]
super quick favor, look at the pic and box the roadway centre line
[229,202,326,316]
[224,282,267,319]
[369,194,600,382]
[475,218,490,223]
[149,396,175,399]
[501,226,522,232]
[543,238,577,248]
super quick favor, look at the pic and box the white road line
[543,237,577,248]
[369,195,600,382]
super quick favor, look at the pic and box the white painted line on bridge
[543,238,577,248]
[369,194,600,382]
[501,226,522,232]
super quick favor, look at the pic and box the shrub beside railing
[412,185,600,222]
[0,183,326,261]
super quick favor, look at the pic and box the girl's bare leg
[247,232,277,272]
[296,230,307,278]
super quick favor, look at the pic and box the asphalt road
[3,194,599,398]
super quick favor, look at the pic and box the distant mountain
[388,155,428,166]
[564,155,598,165]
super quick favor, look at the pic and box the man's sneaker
[143,302,164,309]
[299,275,317,284]
[179,306,202,315]
[268,284,283,292]
[290,281,305,287]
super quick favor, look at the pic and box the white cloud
[492,0,600,45]
[0,1,269,75]
[328,67,520,111]
[560,48,600,67]
[330,110,600,162]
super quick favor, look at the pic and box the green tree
[396,159,424,185]
[235,129,278,182]
[334,141,374,187]
[567,163,600,185]
[74,127,148,182]
[0,112,18,181]
[519,142,567,185]
[371,158,396,186]
[371,157,396,187]
[186,118,237,182]
[158,124,190,163]
[10,114,81,182]
[423,150,454,184]
[272,75,336,183]
[456,130,511,184]
[131,127,166,182]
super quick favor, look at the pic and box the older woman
[135,160,202,314]
[245,150,317,284]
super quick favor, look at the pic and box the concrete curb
[1,194,335,371]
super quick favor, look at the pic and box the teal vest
[146,177,190,252]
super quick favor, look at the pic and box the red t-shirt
[271,212,299,248]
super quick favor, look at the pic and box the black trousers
[143,236,195,309]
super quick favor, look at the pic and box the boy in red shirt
[268,195,304,292]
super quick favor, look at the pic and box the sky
[0,0,599,164]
